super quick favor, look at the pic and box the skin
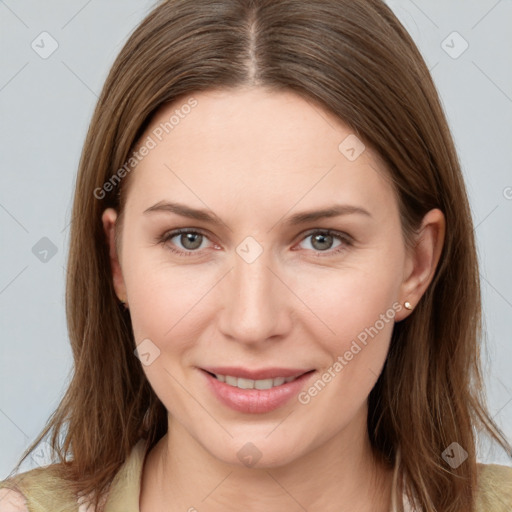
[102,87,445,512]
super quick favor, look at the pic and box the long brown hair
[9,1,511,510]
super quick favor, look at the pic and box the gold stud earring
[404,301,412,310]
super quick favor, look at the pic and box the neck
[140,407,394,512]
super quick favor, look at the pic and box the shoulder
[0,440,149,512]
[0,487,28,512]
[475,463,512,511]
[0,465,79,512]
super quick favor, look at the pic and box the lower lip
[201,370,315,414]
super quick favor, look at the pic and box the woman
[1,0,511,511]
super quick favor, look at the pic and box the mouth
[199,367,316,414]
[202,370,314,390]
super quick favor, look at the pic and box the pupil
[312,233,332,251]
[182,233,202,250]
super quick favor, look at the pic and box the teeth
[273,377,285,386]
[237,377,255,389]
[225,375,237,386]
[214,374,299,389]
[255,378,273,390]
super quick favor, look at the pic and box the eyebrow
[143,200,372,226]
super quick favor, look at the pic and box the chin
[203,432,308,469]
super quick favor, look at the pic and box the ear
[102,208,127,304]
[395,208,445,322]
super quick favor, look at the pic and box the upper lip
[201,366,313,380]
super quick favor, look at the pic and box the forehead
[125,87,396,219]
[142,87,357,163]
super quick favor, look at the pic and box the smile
[200,368,316,413]
[210,373,300,390]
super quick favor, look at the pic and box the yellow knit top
[1,440,511,511]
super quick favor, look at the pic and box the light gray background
[1,1,511,477]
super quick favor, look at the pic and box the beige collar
[102,439,149,512]
[100,439,414,511]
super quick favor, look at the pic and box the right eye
[158,228,215,256]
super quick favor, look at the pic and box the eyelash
[157,228,353,258]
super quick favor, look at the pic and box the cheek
[289,254,402,401]
[124,257,210,418]
[121,232,212,342]
[293,276,398,426]
[291,262,401,347]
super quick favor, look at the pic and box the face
[102,87,437,468]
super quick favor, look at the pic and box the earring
[119,296,129,309]
[404,301,413,310]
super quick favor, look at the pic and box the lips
[199,366,316,413]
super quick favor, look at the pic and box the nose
[217,247,293,346]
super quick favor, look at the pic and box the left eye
[298,231,345,252]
